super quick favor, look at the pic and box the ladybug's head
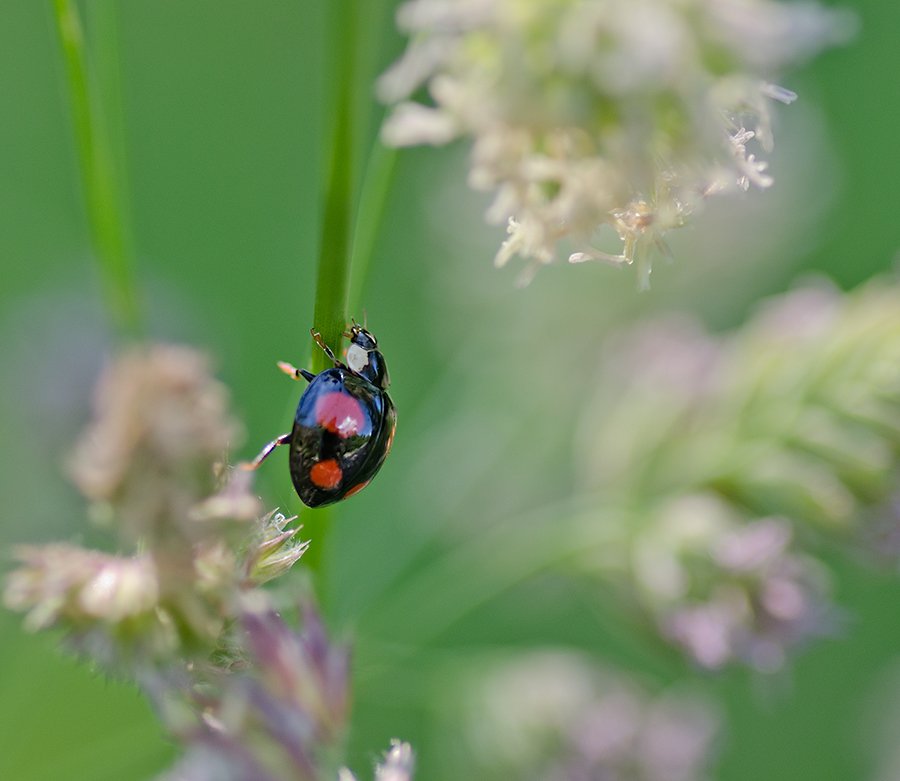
[346,323,390,390]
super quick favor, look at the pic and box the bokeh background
[2,1,900,779]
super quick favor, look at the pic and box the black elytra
[242,324,396,507]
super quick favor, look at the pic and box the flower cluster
[636,497,832,671]
[67,344,242,539]
[459,651,719,780]
[4,345,309,664]
[1,345,254,659]
[153,601,350,781]
[5,346,306,667]
[149,599,413,781]
[380,0,852,284]
[571,280,900,670]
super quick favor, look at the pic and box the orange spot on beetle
[385,420,397,454]
[344,479,371,499]
[310,459,343,489]
[314,393,365,438]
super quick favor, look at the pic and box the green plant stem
[304,0,359,579]
[310,6,357,370]
[53,0,142,339]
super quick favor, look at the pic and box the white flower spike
[380,0,854,284]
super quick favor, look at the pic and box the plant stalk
[305,0,359,580]
[52,0,142,339]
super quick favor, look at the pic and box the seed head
[380,0,853,283]
[461,651,719,780]
[636,497,833,671]
[69,344,242,543]
[4,545,159,632]
[573,280,900,670]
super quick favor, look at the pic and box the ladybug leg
[310,328,344,367]
[239,432,291,471]
[277,361,315,383]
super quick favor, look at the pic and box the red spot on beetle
[310,459,343,489]
[314,392,365,438]
[344,479,371,499]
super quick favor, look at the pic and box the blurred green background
[2,1,900,779]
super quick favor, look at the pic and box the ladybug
[242,323,396,507]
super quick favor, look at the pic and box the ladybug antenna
[363,309,368,329]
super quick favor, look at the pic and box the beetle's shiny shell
[289,367,396,507]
